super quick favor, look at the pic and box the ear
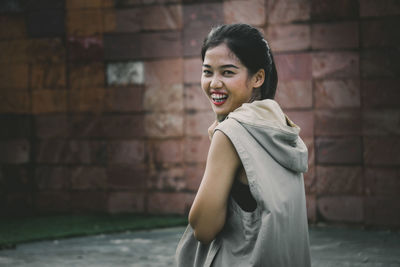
[252,69,265,88]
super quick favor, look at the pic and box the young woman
[176,23,311,267]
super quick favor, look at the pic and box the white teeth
[211,93,228,100]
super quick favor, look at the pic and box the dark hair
[201,23,278,100]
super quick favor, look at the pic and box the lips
[210,92,228,106]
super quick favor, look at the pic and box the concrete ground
[0,226,399,267]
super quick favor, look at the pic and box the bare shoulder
[208,130,240,168]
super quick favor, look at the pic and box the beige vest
[176,100,311,267]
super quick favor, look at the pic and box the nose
[210,76,222,89]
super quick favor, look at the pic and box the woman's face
[201,44,260,121]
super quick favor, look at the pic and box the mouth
[210,93,228,106]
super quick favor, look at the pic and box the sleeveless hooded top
[175,99,311,267]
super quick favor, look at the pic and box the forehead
[203,44,242,66]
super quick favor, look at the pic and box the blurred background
[0,0,399,228]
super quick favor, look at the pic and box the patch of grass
[0,214,187,248]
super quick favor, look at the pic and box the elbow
[193,229,215,245]
[188,212,220,245]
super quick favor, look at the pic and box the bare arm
[188,130,241,244]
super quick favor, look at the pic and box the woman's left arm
[188,130,241,244]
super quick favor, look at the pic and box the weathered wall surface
[0,0,399,227]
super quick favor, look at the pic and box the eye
[222,70,234,76]
[203,69,212,76]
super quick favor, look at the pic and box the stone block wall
[0,0,399,227]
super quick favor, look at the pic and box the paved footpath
[0,226,399,267]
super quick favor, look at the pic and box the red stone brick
[364,137,400,166]
[0,115,31,138]
[315,109,361,136]
[107,192,145,214]
[224,0,266,26]
[303,138,316,194]
[275,80,312,109]
[32,90,68,114]
[148,166,185,191]
[107,165,147,190]
[0,40,28,64]
[267,0,310,24]
[0,139,30,164]
[184,136,210,163]
[106,86,143,112]
[26,9,65,38]
[183,57,202,84]
[311,0,358,19]
[70,166,107,190]
[101,114,145,138]
[0,15,26,40]
[314,79,360,108]
[306,194,316,223]
[184,84,210,111]
[0,64,29,89]
[69,88,106,113]
[267,24,310,52]
[285,111,314,138]
[363,109,400,136]
[365,167,400,196]
[115,5,182,32]
[68,114,102,138]
[317,196,363,222]
[311,22,358,49]
[69,88,108,113]
[182,3,224,56]
[185,111,215,137]
[360,0,400,17]
[1,165,30,192]
[274,53,312,81]
[316,137,362,164]
[362,80,400,108]
[365,196,400,226]
[103,9,116,33]
[312,52,359,78]
[0,90,30,114]
[70,191,107,212]
[27,38,65,63]
[151,139,184,164]
[116,0,179,6]
[30,63,66,90]
[362,19,400,48]
[34,191,70,213]
[35,166,70,191]
[147,192,195,214]
[67,9,104,37]
[184,163,205,191]
[103,34,141,60]
[69,62,105,89]
[36,140,107,164]
[361,49,400,78]
[67,36,104,62]
[141,31,182,59]
[145,58,183,85]
[316,166,363,195]
[66,0,113,9]
[145,113,183,138]
[143,84,183,112]
[107,140,145,164]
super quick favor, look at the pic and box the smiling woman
[175,24,311,267]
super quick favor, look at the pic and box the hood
[226,99,308,173]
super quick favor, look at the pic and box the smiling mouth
[211,93,228,106]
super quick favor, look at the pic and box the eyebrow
[202,64,239,69]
